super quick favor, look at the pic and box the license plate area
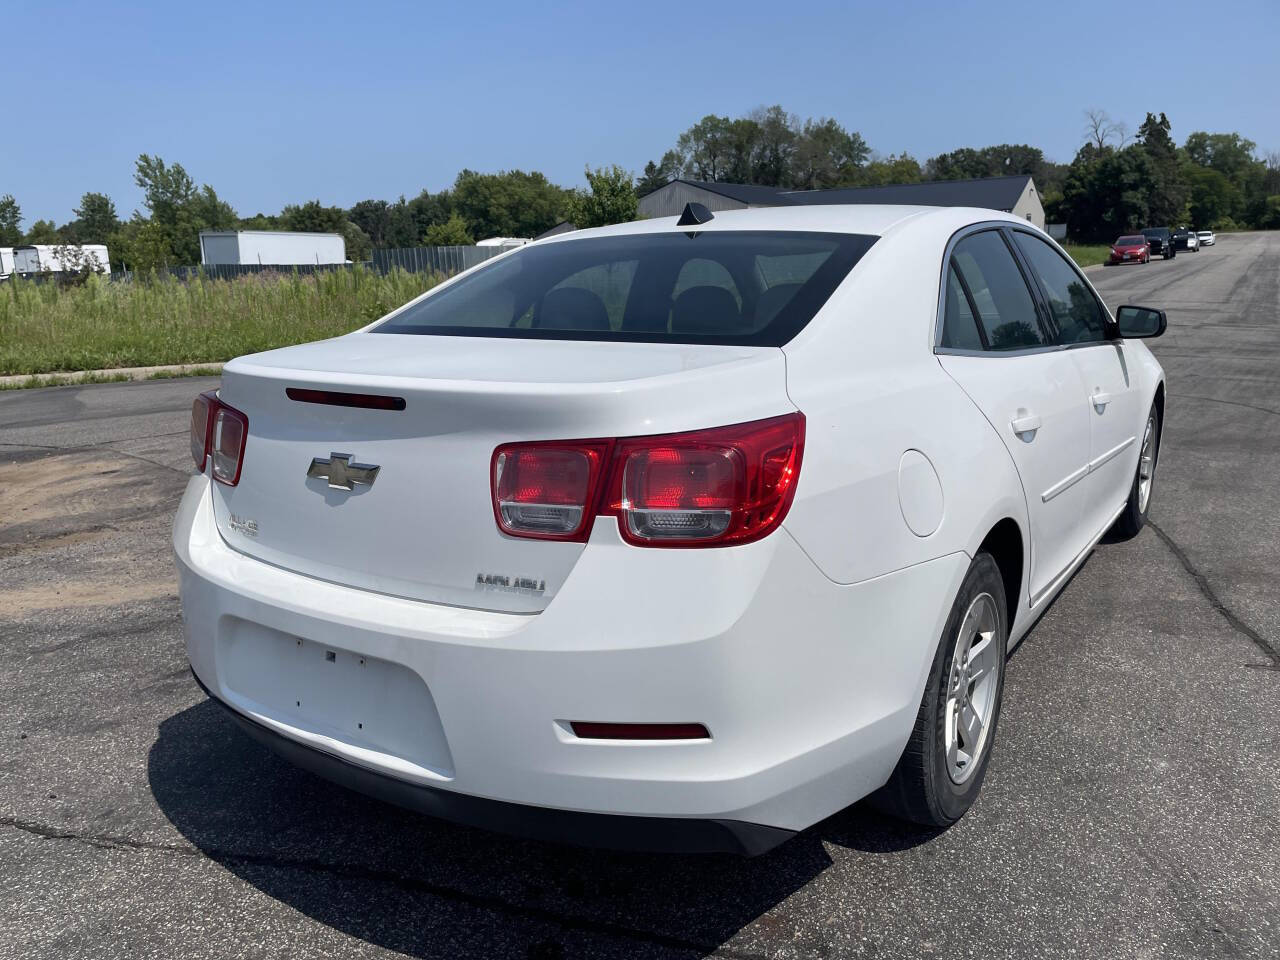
[217,618,454,777]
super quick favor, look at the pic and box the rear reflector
[190,390,249,486]
[570,722,710,740]
[286,387,406,411]
[490,413,804,547]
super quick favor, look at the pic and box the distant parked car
[1197,230,1216,247]
[1109,235,1150,265]
[1141,227,1176,260]
[1173,228,1199,252]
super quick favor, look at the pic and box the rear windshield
[1117,236,1146,245]
[375,230,878,346]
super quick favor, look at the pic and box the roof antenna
[677,202,714,226]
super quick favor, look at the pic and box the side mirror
[1115,305,1166,339]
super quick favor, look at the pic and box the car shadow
[148,699,941,958]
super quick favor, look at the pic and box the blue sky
[4,0,1277,225]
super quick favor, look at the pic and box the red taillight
[490,413,805,548]
[190,390,249,486]
[492,441,609,540]
[190,392,215,470]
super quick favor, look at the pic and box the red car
[1109,235,1151,265]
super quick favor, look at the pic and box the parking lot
[2,232,1278,959]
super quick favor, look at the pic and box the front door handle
[1011,411,1041,440]
[1091,390,1113,412]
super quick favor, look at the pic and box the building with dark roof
[637,175,1044,228]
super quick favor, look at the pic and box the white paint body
[0,247,13,279]
[199,230,346,266]
[14,244,110,274]
[175,205,1164,836]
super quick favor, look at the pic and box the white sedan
[1197,230,1216,247]
[175,204,1167,855]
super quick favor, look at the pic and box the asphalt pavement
[2,233,1278,959]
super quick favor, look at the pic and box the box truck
[199,231,347,266]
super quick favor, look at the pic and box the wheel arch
[975,517,1023,635]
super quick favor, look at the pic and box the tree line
[2,104,1276,271]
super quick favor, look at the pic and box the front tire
[1112,402,1161,538]
[874,553,1008,827]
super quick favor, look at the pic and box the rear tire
[874,553,1008,827]
[1111,402,1161,538]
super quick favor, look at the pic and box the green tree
[422,213,474,246]
[675,114,736,182]
[635,151,682,194]
[281,199,348,233]
[791,117,869,189]
[1258,195,1280,230]
[1137,113,1187,226]
[926,147,988,180]
[568,164,638,228]
[108,219,174,272]
[1060,143,1155,240]
[860,152,924,186]
[71,192,120,243]
[341,221,371,261]
[133,155,237,264]
[238,212,283,231]
[749,105,799,186]
[0,194,23,245]
[451,170,569,239]
[1184,164,1242,228]
[24,219,60,243]
[348,199,394,246]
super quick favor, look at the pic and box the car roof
[537,204,1028,245]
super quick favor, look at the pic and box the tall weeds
[0,267,440,375]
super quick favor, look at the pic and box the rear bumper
[193,669,792,855]
[174,474,967,851]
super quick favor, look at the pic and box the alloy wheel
[944,593,1001,784]
[1138,415,1157,512]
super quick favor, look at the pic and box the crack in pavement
[1170,393,1280,419]
[1148,519,1280,670]
[0,439,191,476]
[0,815,764,959]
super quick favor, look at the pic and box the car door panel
[936,228,1095,603]
[1008,229,1141,537]
[938,352,1093,601]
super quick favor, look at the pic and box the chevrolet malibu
[176,204,1168,855]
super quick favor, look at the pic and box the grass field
[1062,244,1112,268]
[0,268,440,377]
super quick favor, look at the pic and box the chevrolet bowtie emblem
[307,453,380,491]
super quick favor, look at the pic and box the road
[2,233,1278,959]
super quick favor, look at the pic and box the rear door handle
[1010,412,1041,440]
[1091,391,1113,412]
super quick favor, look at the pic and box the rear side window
[376,231,878,347]
[949,231,1045,350]
[1012,232,1107,344]
[941,265,984,350]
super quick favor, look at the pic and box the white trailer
[13,244,111,275]
[0,247,13,280]
[199,230,347,266]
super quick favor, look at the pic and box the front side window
[1012,232,1107,344]
[949,231,1046,350]
[377,231,878,346]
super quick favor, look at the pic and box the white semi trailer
[0,247,13,280]
[13,244,111,275]
[199,230,347,266]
